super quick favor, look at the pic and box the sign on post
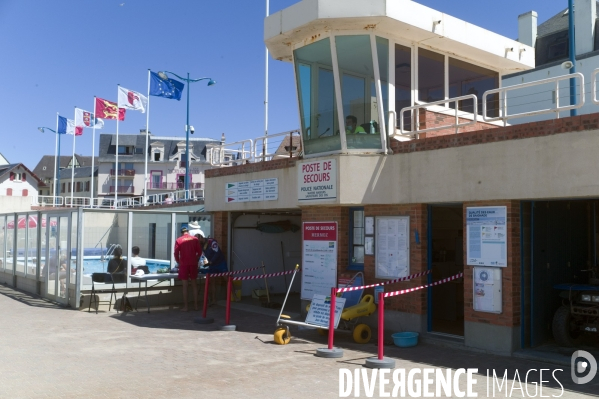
[301,222,338,300]
[305,294,347,328]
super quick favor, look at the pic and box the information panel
[473,267,502,314]
[301,222,338,300]
[225,178,278,203]
[375,216,410,279]
[466,206,507,267]
[298,159,337,201]
[305,294,346,328]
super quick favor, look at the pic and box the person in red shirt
[174,226,202,311]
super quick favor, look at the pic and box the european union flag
[150,71,184,100]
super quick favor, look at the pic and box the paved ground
[0,284,598,399]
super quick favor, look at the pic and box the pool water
[82,257,170,275]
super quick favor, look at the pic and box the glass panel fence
[26,213,38,277]
[15,214,26,275]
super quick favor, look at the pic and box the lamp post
[157,71,215,200]
[38,126,61,205]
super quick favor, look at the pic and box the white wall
[0,196,32,212]
[502,55,599,124]
[231,214,302,296]
[0,165,38,197]
[206,127,599,211]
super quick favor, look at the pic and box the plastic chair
[88,273,118,314]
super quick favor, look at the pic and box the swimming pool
[82,256,171,275]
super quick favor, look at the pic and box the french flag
[58,116,83,136]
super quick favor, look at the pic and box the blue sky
[0,0,566,169]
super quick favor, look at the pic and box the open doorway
[429,204,465,336]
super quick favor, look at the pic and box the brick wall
[212,211,229,257]
[393,112,599,154]
[462,200,521,328]
[417,109,498,139]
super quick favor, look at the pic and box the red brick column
[463,200,521,327]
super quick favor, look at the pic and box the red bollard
[220,276,236,331]
[378,292,384,360]
[194,274,214,324]
[316,286,343,358]
[364,291,395,368]
[202,274,210,318]
[327,287,336,350]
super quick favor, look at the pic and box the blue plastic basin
[391,332,419,347]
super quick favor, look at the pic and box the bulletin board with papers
[375,216,410,279]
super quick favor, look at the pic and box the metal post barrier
[220,276,236,331]
[364,292,395,369]
[194,275,214,324]
[315,287,344,358]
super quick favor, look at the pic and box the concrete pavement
[0,283,597,399]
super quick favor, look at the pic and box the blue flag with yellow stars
[149,71,184,100]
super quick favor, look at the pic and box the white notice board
[473,267,502,314]
[375,216,410,279]
[466,206,507,267]
[301,222,338,300]
[305,294,347,328]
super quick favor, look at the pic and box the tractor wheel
[353,323,372,344]
[552,306,582,347]
[274,327,291,345]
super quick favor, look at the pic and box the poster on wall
[375,216,410,279]
[298,159,337,201]
[473,267,502,314]
[225,178,278,203]
[301,222,338,300]
[466,206,507,267]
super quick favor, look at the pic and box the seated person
[345,115,366,134]
[130,246,147,274]
[107,246,127,283]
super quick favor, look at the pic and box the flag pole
[53,112,59,207]
[265,0,269,142]
[144,69,151,206]
[115,85,120,207]
[71,106,76,208]
[91,97,97,208]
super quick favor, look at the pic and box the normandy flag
[95,97,126,120]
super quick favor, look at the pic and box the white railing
[592,68,599,105]
[254,130,301,162]
[145,189,204,207]
[398,95,478,135]
[32,196,63,207]
[483,72,585,124]
[64,197,91,207]
[208,139,253,167]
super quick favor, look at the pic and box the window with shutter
[22,189,28,196]
[22,173,26,182]
[7,188,12,196]
[10,172,14,181]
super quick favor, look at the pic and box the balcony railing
[146,182,203,190]
[109,186,135,193]
[110,169,136,177]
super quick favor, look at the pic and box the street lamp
[157,71,216,199]
[38,126,61,204]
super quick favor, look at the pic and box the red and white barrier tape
[233,268,300,281]
[336,270,432,293]
[206,265,263,277]
[383,272,464,298]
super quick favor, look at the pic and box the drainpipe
[568,0,577,116]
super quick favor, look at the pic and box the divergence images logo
[571,350,597,385]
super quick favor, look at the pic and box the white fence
[208,130,301,167]
[30,189,204,210]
